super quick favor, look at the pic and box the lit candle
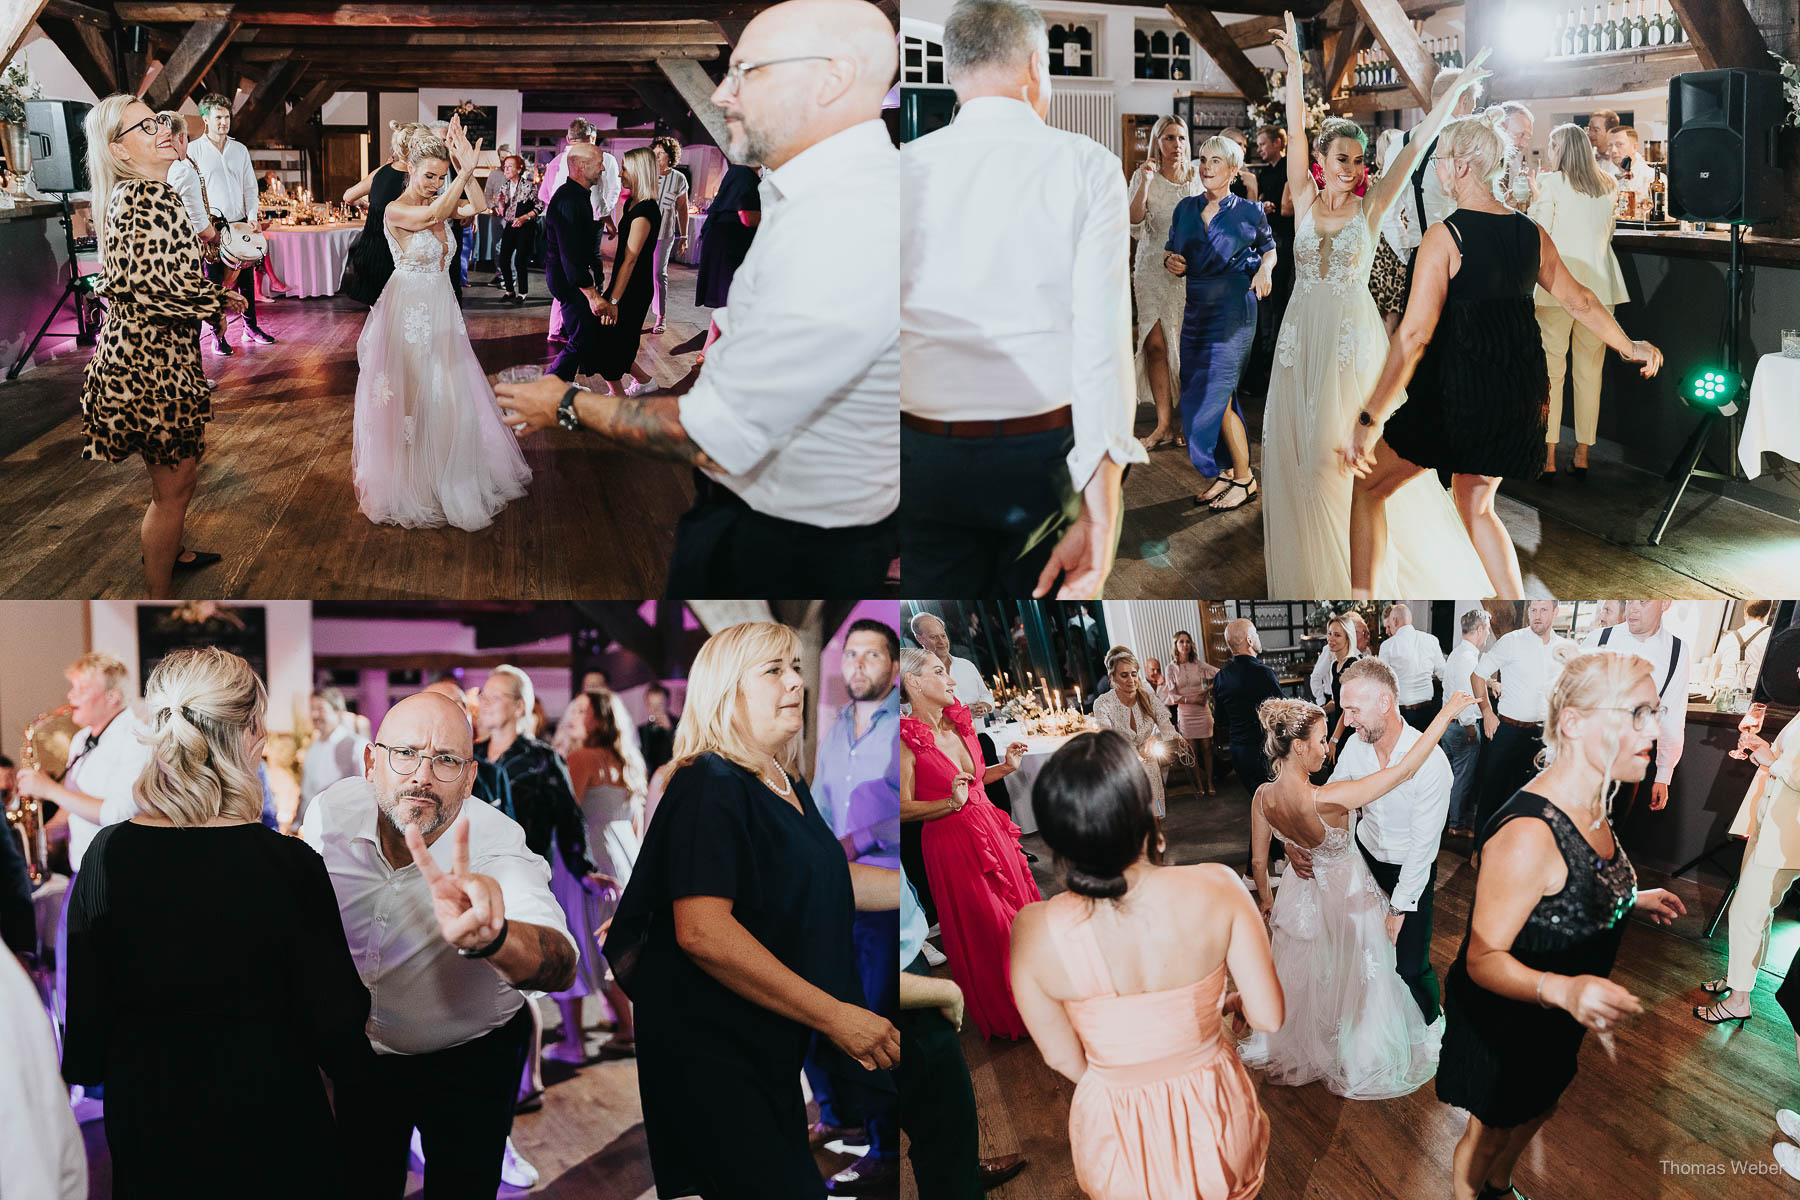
[1074,685,1082,709]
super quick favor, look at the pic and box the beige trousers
[1537,302,1610,447]
[1725,854,1800,992]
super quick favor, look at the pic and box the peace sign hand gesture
[405,816,508,951]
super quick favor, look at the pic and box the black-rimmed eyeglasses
[373,742,473,782]
[115,113,176,142]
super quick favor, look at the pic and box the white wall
[320,91,368,126]
[1102,601,1206,667]
[11,29,99,105]
[417,88,522,154]
[0,603,89,746]
[87,602,314,733]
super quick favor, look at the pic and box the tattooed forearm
[580,391,721,471]
[511,922,579,992]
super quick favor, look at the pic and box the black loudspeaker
[1667,69,1783,224]
[25,99,92,193]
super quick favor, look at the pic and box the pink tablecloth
[263,222,365,299]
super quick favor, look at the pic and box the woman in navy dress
[1165,135,1276,511]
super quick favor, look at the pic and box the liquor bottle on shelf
[1631,0,1649,48]
[1603,2,1618,52]
[1564,8,1580,55]
[1668,1,1684,42]
[1576,7,1592,54]
[1452,36,1463,67]
[1646,0,1665,44]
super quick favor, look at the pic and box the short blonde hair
[69,652,131,695]
[1541,652,1656,812]
[670,622,803,779]
[407,133,451,171]
[486,665,536,738]
[1196,134,1244,172]
[897,647,938,709]
[1439,112,1508,188]
[135,647,267,827]
[620,146,658,205]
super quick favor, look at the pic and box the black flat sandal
[172,549,222,571]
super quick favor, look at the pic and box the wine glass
[1729,702,1769,761]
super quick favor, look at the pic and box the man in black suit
[545,143,610,382]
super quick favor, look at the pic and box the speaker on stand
[7,99,101,382]
[1649,68,1785,544]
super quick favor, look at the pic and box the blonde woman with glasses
[78,94,248,598]
[61,648,372,1196]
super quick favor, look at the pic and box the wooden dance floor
[1118,394,1799,600]
[0,266,713,600]
[906,774,1800,1200]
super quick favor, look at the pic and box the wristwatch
[1358,410,1377,427]
[1387,904,1405,918]
[556,384,583,432]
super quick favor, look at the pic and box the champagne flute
[1729,702,1769,761]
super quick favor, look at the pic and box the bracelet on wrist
[1535,971,1552,1008]
[458,918,509,960]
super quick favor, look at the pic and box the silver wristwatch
[556,384,582,432]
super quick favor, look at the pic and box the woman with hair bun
[342,120,426,306]
[899,647,1038,1040]
[1008,729,1280,1199]
[1240,689,1469,1099]
[60,647,372,1197]
[1436,652,1685,1200]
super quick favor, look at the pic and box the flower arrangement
[1774,52,1800,130]
[1245,67,1331,139]
[0,60,43,126]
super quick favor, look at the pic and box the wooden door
[321,131,363,206]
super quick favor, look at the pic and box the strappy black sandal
[1209,476,1260,511]
[1692,999,1751,1026]
[1699,977,1731,997]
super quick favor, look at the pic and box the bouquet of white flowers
[1775,53,1800,130]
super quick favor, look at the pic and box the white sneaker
[501,1138,540,1188]
[920,941,946,967]
[1775,1141,1800,1181]
[1779,1108,1800,1144]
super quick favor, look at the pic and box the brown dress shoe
[978,1153,1026,1190]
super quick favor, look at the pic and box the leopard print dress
[80,178,227,466]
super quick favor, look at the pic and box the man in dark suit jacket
[545,143,610,381]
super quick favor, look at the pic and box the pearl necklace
[764,761,793,797]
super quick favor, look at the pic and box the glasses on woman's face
[115,113,175,143]
[373,742,473,782]
[1591,704,1669,731]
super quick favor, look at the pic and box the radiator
[1100,601,1206,670]
[1048,88,1118,155]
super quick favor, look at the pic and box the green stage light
[1681,365,1742,413]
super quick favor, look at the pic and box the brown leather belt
[1497,714,1543,731]
[901,406,1074,439]
[1401,701,1434,710]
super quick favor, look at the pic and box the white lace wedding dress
[1238,788,1442,1100]
[351,217,531,530]
[1261,195,1489,596]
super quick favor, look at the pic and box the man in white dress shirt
[1606,126,1656,201]
[189,94,275,351]
[1581,599,1690,830]
[303,690,575,1198]
[1471,599,1579,833]
[1378,603,1446,731]
[1329,658,1453,1022]
[900,0,1145,599]
[1393,68,1482,268]
[910,611,994,717]
[496,0,898,597]
[1442,608,1490,836]
[1714,599,1774,692]
[161,114,214,242]
[299,687,368,828]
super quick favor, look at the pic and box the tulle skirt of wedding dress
[352,267,531,531]
[1261,284,1491,598]
[1238,834,1442,1100]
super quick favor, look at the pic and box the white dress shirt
[0,952,85,1199]
[189,134,258,223]
[591,150,621,222]
[1530,172,1629,308]
[1444,639,1484,725]
[300,724,368,819]
[1379,625,1446,707]
[63,711,151,871]
[165,158,209,235]
[1612,154,1654,199]
[301,777,576,1056]
[1310,644,1334,703]
[1331,723,1453,912]
[1581,623,1690,783]
[901,96,1147,491]
[537,147,570,208]
[1714,618,1771,689]
[678,119,898,528]
[1477,629,1578,725]
[947,655,995,711]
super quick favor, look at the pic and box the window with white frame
[1134,21,1193,81]
[1045,16,1100,77]
[901,31,949,86]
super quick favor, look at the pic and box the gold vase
[0,120,29,190]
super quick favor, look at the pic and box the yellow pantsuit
[1725,717,1800,993]
[1537,302,1611,448]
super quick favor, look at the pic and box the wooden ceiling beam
[1166,3,1269,99]
[1323,18,1371,98]
[282,73,335,135]
[655,56,727,150]
[235,44,720,63]
[3,2,52,74]
[1667,0,1771,71]
[143,10,242,111]
[1348,0,1435,109]
[115,3,776,27]
[231,53,306,143]
[41,0,111,28]
[232,22,726,47]
[34,14,119,95]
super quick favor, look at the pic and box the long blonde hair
[84,94,157,257]
[1146,114,1195,180]
[1104,645,1156,724]
[487,665,537,737]
[135,647,267,827]
[620,146,658,206]
[669,622,803,779]
[1548,121,1614,199]
[1540,651,1655,822]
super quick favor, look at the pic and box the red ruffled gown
[903,703,1042,1040]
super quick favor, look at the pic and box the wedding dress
[1260,196,1489,596]
[1238,789,1441,1099]
[351,216,531,530]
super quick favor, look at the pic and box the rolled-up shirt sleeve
[1066,147,1147,491]
[478,824,578,957]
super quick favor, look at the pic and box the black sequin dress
[1384,209,1550,480]
[1435,790,1637,1128]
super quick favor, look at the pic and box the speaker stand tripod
[1670,834,1745,937]
[1648,221,1744,546]
[6,192,98,382]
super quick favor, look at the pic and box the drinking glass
[1730,702,1769,761]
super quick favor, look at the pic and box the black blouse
[476,733,594,876]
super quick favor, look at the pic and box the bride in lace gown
[352,121,531,531]
[1236,694,1469,1099]
[1262,15,1490,597]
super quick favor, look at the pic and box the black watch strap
[557,385,582,431]
[457,918,509,959]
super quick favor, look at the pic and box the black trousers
[897,954,982,1200]
[1358,837,1441,1023]
[497,223,531,294]
[665,472,897,599]
[205,256,258,334]
[334,1003,532,1200]
[901,423,1081,596]
[1230,740,1284,869]
[1474,721,1545,839]
[1400,700,1441,732]
[901,821,936,928]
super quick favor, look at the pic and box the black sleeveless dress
[593,198,661,379]
[341,163,406,306]
[1384,209,1550,480]
[1435,790,1637,1127]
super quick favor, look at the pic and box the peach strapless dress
[1045,892,1269,1200]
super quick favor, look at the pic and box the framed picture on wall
[136,605,269,693]
[438,102,497,146]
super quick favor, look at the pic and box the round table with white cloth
[1739,351,1800,480]
[262,221,366,299]
[986,722,1076,836]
